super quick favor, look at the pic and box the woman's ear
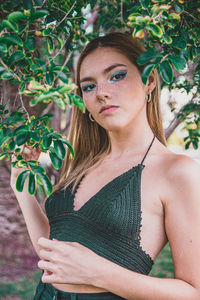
[146,69,157,93]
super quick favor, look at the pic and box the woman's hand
[37,237,108,285]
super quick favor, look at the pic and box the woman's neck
[107,123,154,160]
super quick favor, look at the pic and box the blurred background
[0,0,199,299]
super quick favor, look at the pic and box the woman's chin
[99,122,127,132]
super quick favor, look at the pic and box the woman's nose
[96,84,111,102]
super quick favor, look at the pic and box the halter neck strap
[140,134,156,165]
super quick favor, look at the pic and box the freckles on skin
[80,48,147,131]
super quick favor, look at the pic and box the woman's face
[79,47,153,132]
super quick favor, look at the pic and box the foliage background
[0,0,199,298]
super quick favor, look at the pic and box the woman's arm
[37,156,200,300]
[10,146,50,256]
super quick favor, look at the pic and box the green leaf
[175,3,184,13]
[167,55,186,71]
[146,23,163,38]
[47,36,54,54]
[0,44,7,53]
[8,139,16,151]
[16,160,28,168]
[52,97,66,110]
[37,91,60,101]
[1,20,19,33]
[54,70,68,84]
[141,63,157,85]
[128,13,141,22]
[8,50,25,66]
[30,131,40,142]
[172,37,187,50]
[68,93,85,112]
[37,173,52,196]
[8,11,27,22]
[14,147,21,153]
[54,140,66,160]
[163,34,172,44]
[16,132,30,146]
[168,13,180,22]
[57,84,76,94]
[16,170,30,192]
[192,140,198,150]
[24,35,36,51]
[137,49,163,65]
[141,0,150,8]
[14,125,29,135]
[28,172,36,195]
[0,35,23,47]
[0,153,7,160]
[30,165,45,174]
[49,151,62,170]
[46,71,54,85]
[20,82,25,93]
[185,141,191,150]
[60,138,74,158]
[1,71,14,80]
[29,10,49,23]
[42,135,52,149]
[0,66,6,75]
[159,60,173,84]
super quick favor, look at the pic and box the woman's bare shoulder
[158,148,200,204]
[164,150,200,180]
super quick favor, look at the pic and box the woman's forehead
[80,47,132,76]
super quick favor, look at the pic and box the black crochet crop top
[45,135,156,275]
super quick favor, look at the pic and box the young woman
[11,32,200,300]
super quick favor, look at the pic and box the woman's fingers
[38,260,55,273]
[39,249,53,261]
[41,272,58,283]
[38,237,58,250]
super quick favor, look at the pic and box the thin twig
[0,59,21,82]
[56,1,77,28]
[13,93,19,108]
[183,10,200,23]
[18,89,30,122]
[53,52,72,83]
[62,52,72,71]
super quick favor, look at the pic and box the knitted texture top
[45,135,156,275]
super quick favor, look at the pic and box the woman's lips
[100,106,118,114]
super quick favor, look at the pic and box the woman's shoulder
[158,148,200,205]
[164,150,200,181]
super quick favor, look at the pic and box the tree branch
[165,92,200,139]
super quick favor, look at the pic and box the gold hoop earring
[146,93,151,103]
[89,112,95,122]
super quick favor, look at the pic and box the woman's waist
[51,283,108,293]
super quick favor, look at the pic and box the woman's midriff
[52,283,108,293]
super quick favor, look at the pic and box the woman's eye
[110,70,127,82]
[82,83,96,93]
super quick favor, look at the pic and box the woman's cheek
[83,95,94,111]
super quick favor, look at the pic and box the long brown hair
[54,32,166,192]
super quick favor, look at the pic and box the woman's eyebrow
[80,63,127,84]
